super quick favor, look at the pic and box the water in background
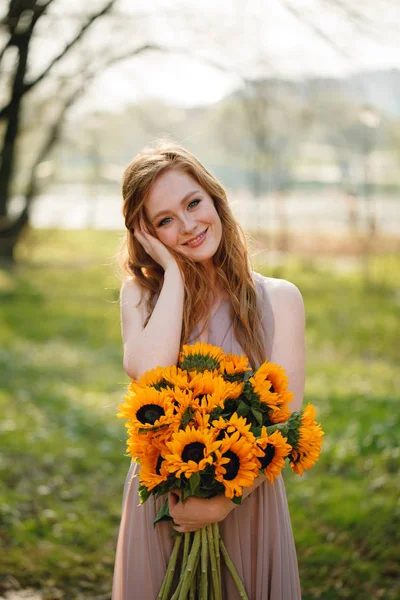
[8,184,399,233]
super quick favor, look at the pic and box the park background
[0,1,399,599]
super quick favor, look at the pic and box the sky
[82,0,400,111]
[7,0,399,113]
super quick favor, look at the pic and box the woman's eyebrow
[151,190,201,221]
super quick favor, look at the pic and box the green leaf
[243,370,254,382]
[153,498,172,527]
[182,486,191,502]
[138,485,151,503]
[181,407,195,429]
[251,408,263,426]
[231,495,243,505]
[237,401,249,417]
[189,471,201,495]
[250,425,261,437]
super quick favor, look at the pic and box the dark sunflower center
[269,383,275,393]
[259,444,276,469]
[182,442,206,463]
[155,455,163,475]
[136,404,164,425]
[222,450,240,481]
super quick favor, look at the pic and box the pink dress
[112,271,302,599]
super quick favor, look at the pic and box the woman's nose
[180,215,197,233]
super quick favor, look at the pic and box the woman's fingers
[168,490,182,518]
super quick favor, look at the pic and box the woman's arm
[267,278,306,413]
[121,262,185,379]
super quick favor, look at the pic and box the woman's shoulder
[121,275,141,299]
[120,275,151,309]
[251,271,304,309]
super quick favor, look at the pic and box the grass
[1,228,399,599]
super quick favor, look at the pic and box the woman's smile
[183,228,209,247]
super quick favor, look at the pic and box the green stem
[170,533,192,600]
[178,529,202,600]
[200,527,208,599]
[212,522,221,594]
[219,537,249,600]
[207,524,221,599]
[189,551,200,600]
[157,534,182,600]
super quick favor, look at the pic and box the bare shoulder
[253,272,305,315]
[120,275,141,302]
[254,275,306,412]
[120,275,150,327]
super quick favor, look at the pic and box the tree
[0,1,122,261]
[0,0,174,262]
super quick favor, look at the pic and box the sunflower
[255,362,293,397]
[255,427,292,484]
[117,387,174,431]
[160,365,190,389]
[193,412,211,429]
[129,366,165,390]
[164,426,221,478]
[139,447,170,492]
[197,378,244,414]
[189,371,222,396]
[170,387,200,428]
[190,373,242,400]
[214,431,259,498]
[129,365,189,392]
[125,430,154,461]
[268,404,292,425]
[211,413,255,444]
[248,371,280,411]
[179,342,225,372]
[219,354,252,377]
[289,404,324,476]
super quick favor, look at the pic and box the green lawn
[1,229,399,599]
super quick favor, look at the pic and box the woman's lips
[184,228,208,248]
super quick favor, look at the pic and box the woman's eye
[188,199,201,209]
[158,217,172,227]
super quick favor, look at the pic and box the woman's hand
[133,217,178,272]
[168,489,236,533]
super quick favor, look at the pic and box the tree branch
[24,0,118,93]
[0,0,117,118]
[279,0,350,59]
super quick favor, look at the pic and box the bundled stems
[158,523,249,600]
[170,533,191,600]
[158,534,182,600]
[178,529,202,599]
[189,552,200,599]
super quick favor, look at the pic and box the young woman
[112,141,305,600]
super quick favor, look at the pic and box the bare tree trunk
[0,37,30,218]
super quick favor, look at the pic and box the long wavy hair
[119,140,268,369]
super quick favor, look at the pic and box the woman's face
[145,169,223,264]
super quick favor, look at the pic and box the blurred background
[0,1,399,599]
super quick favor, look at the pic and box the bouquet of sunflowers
[117,342,324,600]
